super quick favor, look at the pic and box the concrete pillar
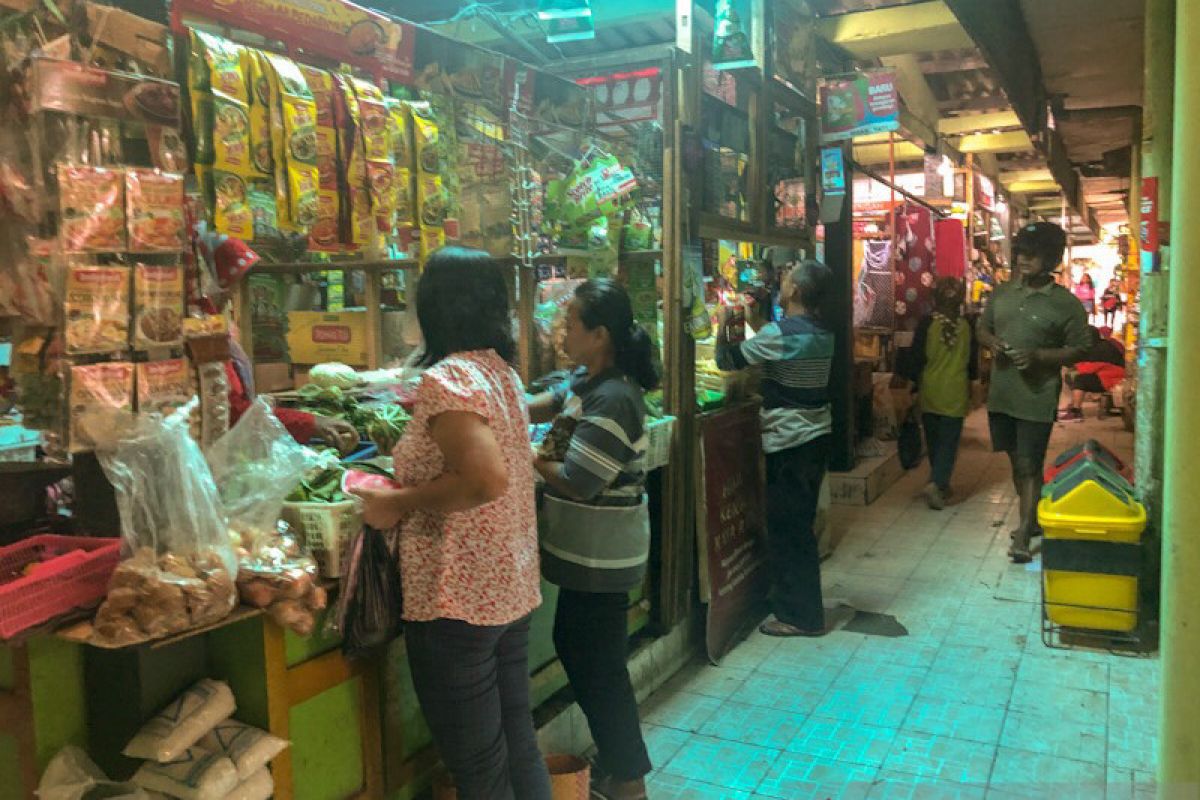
[1137,0,1173,517]
[1159,0,1198,796]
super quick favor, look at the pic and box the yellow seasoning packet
[65,265,130,354]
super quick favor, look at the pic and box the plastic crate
[281,500,360,578]
[645,416,676,472]
[0,535,121,639]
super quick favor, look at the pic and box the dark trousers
[764,436,831,632]
[922,412,965,491]
[553,589,652,781]
[405,616,551,800]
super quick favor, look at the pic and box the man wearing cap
[977,222,1091,563]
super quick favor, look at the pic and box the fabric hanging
[890,203,936,333]
[934,218,968,278]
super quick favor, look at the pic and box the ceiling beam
[937,110,1022,136]
[919,52,988,74]
[1007,179,1062,194]
[937,95,1012,113]
[880,53,941,148]
[955,130,1034,154]
[943,0,1045,134]
[817,1,972,60]
[853,141,926,166]
[1000,168,1055,184]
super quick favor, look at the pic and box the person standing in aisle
[897,277,978,510]
[716,260,835,637]
[1101,278,1125,327]
[351,248,551,800]
[529,280,657,800]
[977,223,1091,564]
[1074,272,1096,323]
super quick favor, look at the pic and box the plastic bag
[38,747,153,800]
[207,398,334,549]
[89,402,238,645]
[332,526,403,659]
[235,522,327,637]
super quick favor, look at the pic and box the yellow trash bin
[1038,466,1146,633]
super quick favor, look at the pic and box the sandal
[759,619,826,638]
[1008,543,1033,564]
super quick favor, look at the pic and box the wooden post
[363,270,384,370]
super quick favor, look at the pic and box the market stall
[0,0,697,797]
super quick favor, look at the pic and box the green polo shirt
[981,279,1091,423]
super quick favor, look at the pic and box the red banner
[698,402,768,664]
[1141,177,1158,255]
[171,0,415,84]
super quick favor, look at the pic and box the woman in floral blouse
[351,247,550,799]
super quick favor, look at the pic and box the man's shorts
[988,412,1054,469]
[1070,372,1106,394]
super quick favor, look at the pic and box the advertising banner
[820,69,899,143]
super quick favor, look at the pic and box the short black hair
[1013,222,1067,267]
[416,247,515,366]
[789,259,833,316]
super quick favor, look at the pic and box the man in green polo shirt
[977,222,1091,563]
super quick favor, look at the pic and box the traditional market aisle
[638,407,1157,799]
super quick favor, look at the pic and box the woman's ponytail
[574,279,661,392]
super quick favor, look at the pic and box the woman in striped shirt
[531,279,659,800]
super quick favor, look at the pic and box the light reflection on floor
[640,407,1156,799]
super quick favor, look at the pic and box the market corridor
[637,408,1156,799]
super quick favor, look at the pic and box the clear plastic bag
[235,521,327,637]
[90,401,238,645]
[206,398,335,550]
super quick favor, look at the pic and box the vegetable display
[365,405,409,454]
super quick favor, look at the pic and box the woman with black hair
[350,247,551,800]
[530,279,658,800]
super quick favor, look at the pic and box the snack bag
[65,266,130,354]
[387,98,415,233]
[137,358,192,417]
[69,362,134,452]
[407,101,446,260]
[338,77,372,247]
[299,65,341,247]
[59,165,126,252]
[133,264,184,348]
[261,53,320,232]
[127,170,185,253]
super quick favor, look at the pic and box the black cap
[1013,221,1067,266]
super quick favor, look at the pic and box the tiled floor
[640,407,1158,799]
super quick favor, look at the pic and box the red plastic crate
[0,535,121,639]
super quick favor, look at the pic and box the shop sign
[975,173,995,211]
[1141,177,1160,272]
[697,403,768,663]
[821,146,846,195]
[576,68,662,130]
[819,69,899,143]
[173,0,415,83]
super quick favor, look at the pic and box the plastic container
[1044,438,1132,484]
[0,535,121,638]
[1038,465,1146,633]
[281,500,360,578]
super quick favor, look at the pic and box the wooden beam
[955,130,1033,154]
[937,95,1013,113]
[880,53,941,148]
[919,52,988,74]
[937,110,1022,136]
[853,140,926,165]
[817,1,972,60]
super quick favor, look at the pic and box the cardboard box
[286,310,369,366]
[254,363,292,393]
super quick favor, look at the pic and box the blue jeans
[922,412,965,491]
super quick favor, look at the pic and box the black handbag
[898,411,923,470]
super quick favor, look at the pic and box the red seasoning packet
[127,170,186,252]
[59,165,126,252]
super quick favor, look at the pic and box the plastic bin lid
[1052,438,1125,473]
[1045,457,1133,498]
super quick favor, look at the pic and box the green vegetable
[309,362,360,390]
[366,405,410,454]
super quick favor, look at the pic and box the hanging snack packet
[407,100,446,259]
[261,53,320,232]
[137,358,192,417]
[59,165,126,252]
[387,98,415,233]
[195,30,249,102]
[299,65,341,247]
[187,30,215,167]
[69,362,134,452]
[65,266,130,354]
[337,76,372,247]
[244,51,280,240]
[133,264,184,348]
[352,79,395,239]
[127,170,185,253]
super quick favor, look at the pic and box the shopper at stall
[529,279,656,800]
[715,260,835,637]
[897,277,978,510]
[1074,272,1096,322]
[350,247,551,800]
[977,222,1091,564]
[1059,326,1126,422]
[1101,278,1125,327]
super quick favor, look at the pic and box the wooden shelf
[56,605,264,650]
[248,260,418,275]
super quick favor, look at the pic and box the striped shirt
[717,314,834,453]
[540,367,650,593]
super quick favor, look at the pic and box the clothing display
[891,204,937,333]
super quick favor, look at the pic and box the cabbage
[309,362,360,390]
